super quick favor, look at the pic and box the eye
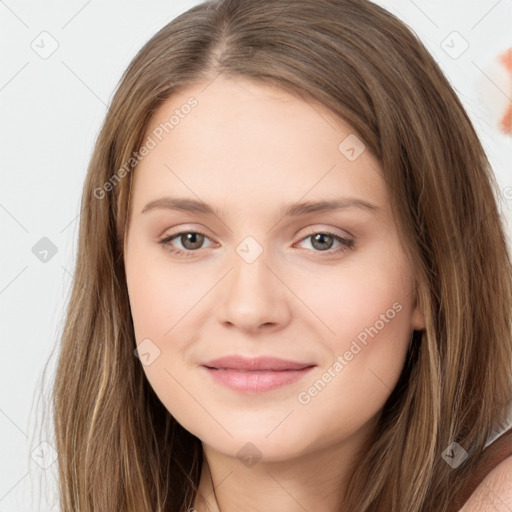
[158,229,355,258]
[294,231,355,256]
[158,230,214,257]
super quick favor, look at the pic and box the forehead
[131,76,387,216]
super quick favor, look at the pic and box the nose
[215,246,292,333]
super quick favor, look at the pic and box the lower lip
[202,366,315,393]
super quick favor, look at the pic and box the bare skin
[460,456,512,511]
[124,75,425,512]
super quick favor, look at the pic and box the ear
[410,291,425,332]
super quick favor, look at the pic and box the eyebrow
[141,197,379,217]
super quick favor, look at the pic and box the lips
[201,355,316,393]
[201,355,314,372]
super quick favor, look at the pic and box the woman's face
[124,76,424,462]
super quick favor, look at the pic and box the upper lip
[202,355,315,371]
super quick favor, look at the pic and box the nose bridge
[216,234,290,330]
[230,234,277,303]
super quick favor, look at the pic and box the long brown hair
[50,0,512,510]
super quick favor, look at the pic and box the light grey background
[1,1,511,510]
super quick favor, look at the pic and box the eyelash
[158,229,356,258]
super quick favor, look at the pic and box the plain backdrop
[1,1,511,510]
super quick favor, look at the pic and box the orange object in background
[498,47,512,135]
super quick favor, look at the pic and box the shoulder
[458,452,512,511]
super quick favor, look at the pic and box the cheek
[125,244,202,342]
[125,249,201,431]
[296,257,412,348]
[293,255,414,406]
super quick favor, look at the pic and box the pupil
[183,233,203,249]
[314,233,332,250]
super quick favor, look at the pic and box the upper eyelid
[160,222,353,238]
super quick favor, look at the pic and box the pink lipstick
[201,355,316,393]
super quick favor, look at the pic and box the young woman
[52,0,512,510]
